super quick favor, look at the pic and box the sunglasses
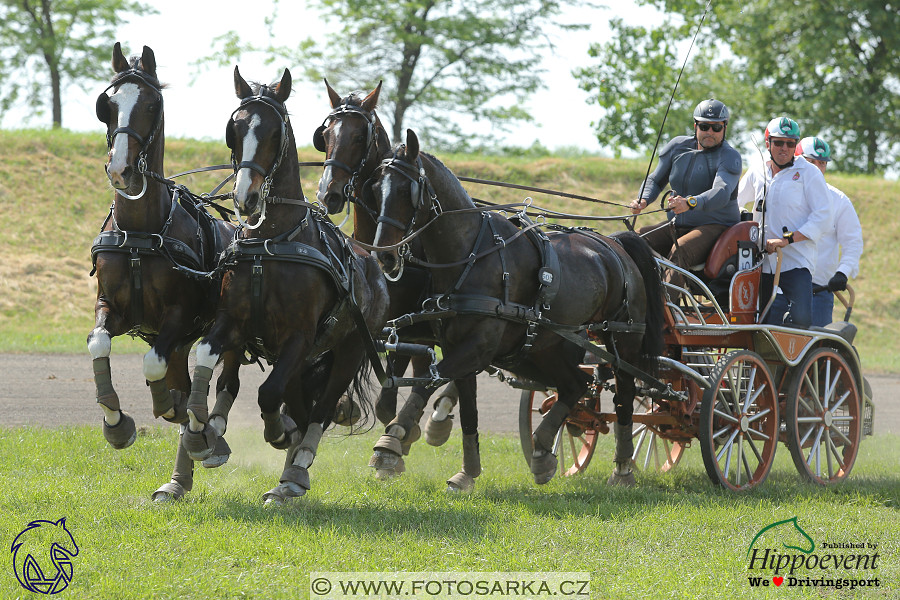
[771,139,798,148]
[696,122,724,132]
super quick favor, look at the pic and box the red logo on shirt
[792,172,800,181]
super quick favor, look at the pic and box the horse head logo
[747,516,815,558]
[11,518,79,595]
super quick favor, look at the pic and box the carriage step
[374,341,434,357]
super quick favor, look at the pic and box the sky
[4,0,667,154]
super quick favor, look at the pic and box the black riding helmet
[693,99,730,123]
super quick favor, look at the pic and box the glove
[827,271,848,292]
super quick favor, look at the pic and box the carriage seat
[810,321,858,345]
[692,221,759,280]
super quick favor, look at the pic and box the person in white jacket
[792,137,864,326]
[736,118,833,328]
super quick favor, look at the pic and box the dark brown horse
[314,81,466,472]
[181,67,389,504]
[90,43,238,501]
[369,130,665,490]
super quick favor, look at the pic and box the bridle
[314,100,379,206]
[228,91,291,229]
[376,149,440,281]
[97,69,164,200]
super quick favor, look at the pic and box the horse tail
[345,350,376,434]
[610,230,665,375]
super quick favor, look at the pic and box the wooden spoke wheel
[631,396,686,473]
[519,389,601,477]
[785,348,861,485]
[699,350,779,491]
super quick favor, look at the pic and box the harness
[314,98,380,206]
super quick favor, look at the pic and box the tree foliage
[577,1,900,174]
[0,0,155,128]
[199,0,588,149]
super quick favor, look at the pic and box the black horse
[369,130,665,489]
[181,67,389,504]
[313,80,468,474]
[90,43,237,501]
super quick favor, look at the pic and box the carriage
[516,220,875,491]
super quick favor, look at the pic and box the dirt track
[2,353,897,436]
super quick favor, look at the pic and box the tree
[199,0,589,149]
[0,0,156,128]
[577,1,900,174]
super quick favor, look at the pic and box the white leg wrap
[101,404,120,425]
[142,349,168,382]
[386,423,406,439]
[187,409,204,433]
[209,415,226,438]
[87,328,112,359]
[432,396,453,422]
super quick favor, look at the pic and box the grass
[0,426,897,599]
[0,128,897,371]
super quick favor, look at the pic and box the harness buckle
[494,235,506,249]
[502,272,510,282]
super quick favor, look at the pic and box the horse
[368,129,666,489]
[313,80,467,470]
[181,66,389,505]
[90,43,239,501]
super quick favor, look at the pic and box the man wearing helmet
[736,118,833,328]
[629,99,742,275]
[793,137,863,326]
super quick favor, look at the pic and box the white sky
[5,0,667,153]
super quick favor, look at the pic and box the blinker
[96,93,111,124]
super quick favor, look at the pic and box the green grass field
[0,129,897,370]
[1,426,897,599]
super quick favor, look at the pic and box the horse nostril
[378,252,396,272]
[246,192,259,213]
[121,166,133,181]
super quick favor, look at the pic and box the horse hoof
[151,481,186,503]
[103,411,137,450]
[531,451,557,485]
[375,457,405,480]
[374,433,403,456]
[183,423,217,461]
[262,481,306,506]
[424,415,453,446]
[607,469,637,487]
[201,436,232,469]
[369,450,400,470]
[446,471,475,492]
[333,395,361,427]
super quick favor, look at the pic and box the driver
[629,99,743,273]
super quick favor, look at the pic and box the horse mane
[110,55,167,90]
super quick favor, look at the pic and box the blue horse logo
[11,517,79,594]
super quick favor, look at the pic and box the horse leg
[258,335,309,451]
[202,350,242,468]
[372,353,410,425]
[87,308,136,449]
[262,422,323,506]
[151,424,194,502]
[144,335,189,426]
[424,371,460,447]
[370,383,433,473]
[530,352,593,485]
[446,375,479,492]
[607,371,637,487]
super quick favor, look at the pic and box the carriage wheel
[785,348,861,485]
[699,350,779,491]
[631,396,687,473]
[519,389,600,477]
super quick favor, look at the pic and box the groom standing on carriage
[628,99,743,272]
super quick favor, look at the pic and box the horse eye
[148,104,157,114]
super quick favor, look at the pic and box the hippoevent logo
[11,517,79,595]
[746,516,880,591]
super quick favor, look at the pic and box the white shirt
[737,155,833,277]
[813,184,863,286]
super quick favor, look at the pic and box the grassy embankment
[0,129,897,371]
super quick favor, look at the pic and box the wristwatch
[782,226,794,244]
[686,196,697,210]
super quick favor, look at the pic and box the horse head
[372,129,430,277]
[314,79,388,214]
[96,42,164,199]
[227,66,293,225]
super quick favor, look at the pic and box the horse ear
[361,80,382,113]
[406,129,420,160]
[275,68,292,103]
[140,45,157,77]
[324,78,341,108]
[96,93,111,125]
[234,66,253,99]
[112,42,128,73]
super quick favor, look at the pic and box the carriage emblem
[737,281,755,310]
[749,226,758,242]
[11,518,79,595]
